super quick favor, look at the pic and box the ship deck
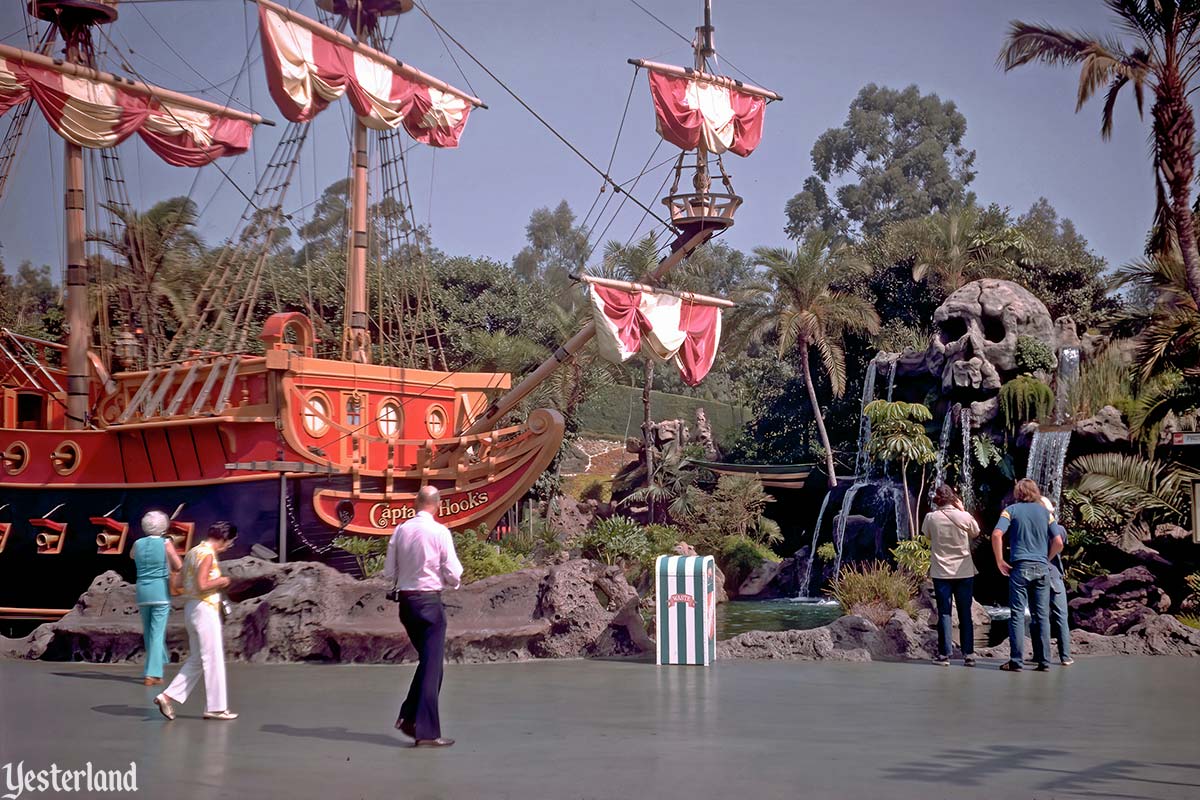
[0,656,1193,799]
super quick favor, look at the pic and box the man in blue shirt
[991,479,1064,671]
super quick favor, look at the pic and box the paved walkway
[1,657,1196,799]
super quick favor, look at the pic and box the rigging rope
[410,0,677,237]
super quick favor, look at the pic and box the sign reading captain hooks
[655,555,717,666]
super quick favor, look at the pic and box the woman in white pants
[155,521,238,721]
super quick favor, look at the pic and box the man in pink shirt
[384,485,463,747]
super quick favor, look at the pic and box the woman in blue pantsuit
[131,511,182,686]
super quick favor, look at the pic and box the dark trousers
[397,591,447,740]
[932,577,975,657]
[1009,561,1051,667]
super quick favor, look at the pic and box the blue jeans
[933,577,974,657]
[1008,561,1051,667]
[1041,566,1071,660]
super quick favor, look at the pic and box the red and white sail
[0,49,253,167]
[589,285,723,387]
[647,70,765,157]
[258,2,475,147]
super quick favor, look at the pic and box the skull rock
[928,279,1055,398]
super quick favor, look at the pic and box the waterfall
[1055,347,1081,424]
[885,358,897,402]
[852,361,879,480]
[959,407,975,512]
[1027,429,1072,510]
[831,481,868,578]
[892,483,910,541]
[931,407,956,499]
[798,490,833,598]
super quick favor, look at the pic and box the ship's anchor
[31,504,67,555]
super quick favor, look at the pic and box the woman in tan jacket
[922,484,981,666]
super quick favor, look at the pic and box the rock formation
[1069,566,1172,635]
[0,557,652,665]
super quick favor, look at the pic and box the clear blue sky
[0,0,1154,278]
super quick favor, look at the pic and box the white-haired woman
[131,511,182,686]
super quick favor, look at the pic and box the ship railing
[109,352,257,425]
[0,328,65,393]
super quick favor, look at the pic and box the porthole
[302,393,331,437]
[377,400,403,439]
[2,441,29,476]
[50,440,81,476]
[425,404,448,438]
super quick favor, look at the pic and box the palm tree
[999,1,1200,307]
[745,235,881,487]
[888,206,1031,292]
[90,197,203,362]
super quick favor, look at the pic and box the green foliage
[580,516,650,566]
[512,200,589,302]
[863,400,936,465]
[972,435,1003,469]
[1178,614,1200,630]
[891,205,1032,292]
[676,474,780,554]
[1069,345,1135,419]
[643,524,685,559]
[891,535,932,577]
[816,541,838,562]
[332,534,389,578]
[827,560,919,626]
[1064,453,1200,549]
[785,84,976,240]
[719,536,781,589]
[1015,335,1056,375]
[452,526,525,583]
[999,375,1054,433]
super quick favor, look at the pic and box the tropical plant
[827,560,919,627]
[580,516,651,566]
[744,235,882,486]
[816,541,838,562]
[452,526,525,583]
[972,434,1004,470]
[999,376,1055,433]
[891,535,932,577]
[617,448,702,523]
[1068,343,1135,419]
[1064,452,1199,548]
[676,474,781,553]
[863,400,937,537]
[888,206,1031,292]
[1015,335,1056,374]
[719,536,780,590]
[332,534,388,578]
[1000,2,1200,307]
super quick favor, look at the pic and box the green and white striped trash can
[655,554,717,666]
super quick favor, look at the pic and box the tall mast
[692,0,714,197]
[344,77,372,364]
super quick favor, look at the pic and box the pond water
[716,599,843,640]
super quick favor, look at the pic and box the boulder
[717,611,935,662]
[1074,405,1130,446]
[979,614,1200,659]
[1069,566,1171,635]
[0,557,652,665]
[1153,523,1191,542]
[737,559,787,598]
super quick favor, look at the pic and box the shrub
[452,525,525,583]
[676,474,780,553]
[1179,615,1200,630]
[332,534,388,578]
[643,523,684,558]
[827,560,918,627]
[1068,344,1134,419]
[1015,334,1056,374]
[580,516,650,566]
[999,375,1054,433]
[719,536,780,589]
[815,541,837,562]
[891,535,931,577]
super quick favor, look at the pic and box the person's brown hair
[932,484,960,508]
[1014,478,1042,504]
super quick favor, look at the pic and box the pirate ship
[0,0,778,616]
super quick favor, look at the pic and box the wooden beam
[572,274,735,307]
[628,58,783,102]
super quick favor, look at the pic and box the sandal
[999,661,1022,672]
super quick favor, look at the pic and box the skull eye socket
[982,313,1006,343]
[938,317,967,343]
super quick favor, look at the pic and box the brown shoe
[414,738,455,748]
[143,677,163,686]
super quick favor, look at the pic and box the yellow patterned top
[182,541,222,608]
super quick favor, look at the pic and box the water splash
[1055,347,1080,424]
[831,481,868,578]
[797,490,833,598]
[959,407,975,512]
[1027,429,1072,510]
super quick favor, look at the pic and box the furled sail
[588,284,723,387]
[647,69,765,157]
[0,46,253,166]
[257,0,477,147]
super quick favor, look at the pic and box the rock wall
[0,557,653,665]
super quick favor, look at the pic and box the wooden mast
[344,114,372,364]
